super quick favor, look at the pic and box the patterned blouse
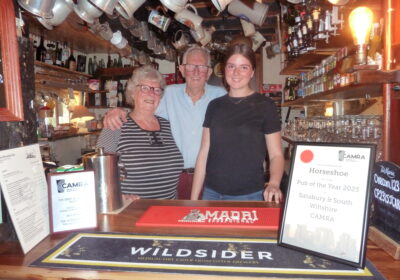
[96,116,183,199]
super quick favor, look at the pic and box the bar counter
[0,200,398,280]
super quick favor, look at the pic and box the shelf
[95,67,136,78]
[280,36,353,75]
[87,90,108,94]
[281,69,400,106]
[281,83,382,107]
[35,81,91,92]
[28,13,117,54]
[35,61,92,77]
[35,61,94,91]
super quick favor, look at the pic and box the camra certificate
[48,171,97,233]
[279,143,375,268]
[0,144,50,254]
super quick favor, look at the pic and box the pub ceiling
[19,0,279,58]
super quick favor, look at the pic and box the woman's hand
[104,108,128,130]
[263,182,283,203]
[122,194,141,201]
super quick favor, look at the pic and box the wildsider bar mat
[30,232,385,279]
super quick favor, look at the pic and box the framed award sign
[278,142,376,268]
[48,171,97,234]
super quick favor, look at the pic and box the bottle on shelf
[88,58,94,75]
[107,55,112,68]
[288,78,297,101]
[61,42,70,68]
[54,42,62,66]
[117,80,125,107]
[283,77,290,101]
[99,58,105,69]
[67,47,76,71]
[117,55,123,67]
[93,56,98,73]
[36,35,47,62]
[44,41,55,64]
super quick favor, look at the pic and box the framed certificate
[278,142,376,268]
[48,171,97,233]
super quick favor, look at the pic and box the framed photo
[0,0,23,121]
[278,142,376,268]
[48,171,97,234]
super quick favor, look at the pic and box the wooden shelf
[87,90,108,94]
[281,69,400,106]
[35,61,91,78]
[280,36,353,75]
[281,83,382,107]
[95,67,136,78]
[28,13,116,54]
[35,81,91,92]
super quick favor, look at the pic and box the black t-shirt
[203,92,281,195]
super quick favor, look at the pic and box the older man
[103,46,226,199]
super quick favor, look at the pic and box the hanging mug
[174,4,203,30]
[74,0,103,24]
[199,26,216,46]
[89,0,118,15]
[227,0,269,26]
[240,19,256,37]
[211,0,233,12]
[190,26,205,42]
[159,0,187,12]
[110,30,128,49]
[98,21,113,40]
[139,21,150,41]
[148,8,171,32]
[172,29,190,50]
[251,31,266,51]
[37,0,74,30]
[116,0,146,19]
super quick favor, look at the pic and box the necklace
[229,95,250,105]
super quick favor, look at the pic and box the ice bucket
[82,147,123,213]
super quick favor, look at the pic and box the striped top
[96,116,184,199]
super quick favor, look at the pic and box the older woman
[97,65,183,200]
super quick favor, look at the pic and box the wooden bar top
[0,199,399,280]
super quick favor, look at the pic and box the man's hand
[103,108,128,130]
[263,183,283,203]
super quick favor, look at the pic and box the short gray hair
[125,65,166,106]
[182,46,211,67]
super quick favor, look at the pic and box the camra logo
[179,209,258,224]
[338,150,366,162]
[57,179,88,193]
[57,179,66,193]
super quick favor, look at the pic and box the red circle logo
[300,150,314,163]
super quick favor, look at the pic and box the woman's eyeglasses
[147,131,164,146]
[225,63,252,73]
[136,85,163,96]
[183,64,210,73]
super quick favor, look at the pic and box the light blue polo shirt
[156,83,226,168]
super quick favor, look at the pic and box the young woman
[97,65,183,200]
[191,43,284,202]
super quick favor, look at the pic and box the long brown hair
[224,43,256,69]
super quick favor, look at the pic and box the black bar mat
[31,232,386,279]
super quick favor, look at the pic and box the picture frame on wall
[278,142,376,268]
[0,0,23,121]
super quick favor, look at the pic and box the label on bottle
[69,61,76,71]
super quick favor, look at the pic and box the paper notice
[0,144,49,253]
